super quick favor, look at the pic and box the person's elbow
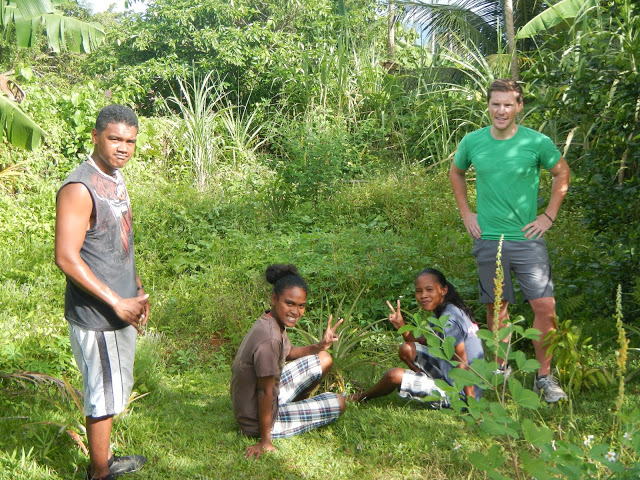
[54,249,76,275]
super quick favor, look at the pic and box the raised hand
[318,315,344,351]
[387,299,405,330]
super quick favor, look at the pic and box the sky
[84,0,147,14]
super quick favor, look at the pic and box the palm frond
[397,0,501,54]
[0,371,82,402]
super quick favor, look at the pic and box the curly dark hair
[265,264,308,297]
[95,104,138,133]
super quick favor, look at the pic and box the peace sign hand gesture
[387,299,406,330]
[317,315,344,351]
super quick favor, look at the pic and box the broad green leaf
[4,2,105,53]
[522,451,554,480]
[516,0,597,40]
[470,444,505,471]
[508,377,539,409]
[513,350,526,369]
[42,14,105,53]
[514,351,540,373]
[0,95,47,150]
[476,329,495,342]
[520,359,541,373]
[442,335,455,360]
[469,451,493,471]
[396,325,412,334]
[522,418,553,446]
[449,366,486,387]
[588,443,609,458]
[429,314,450,331]
[497,326,512,341]
[489,401,509,421]
[15,0,54,19]
[523,328,543,340]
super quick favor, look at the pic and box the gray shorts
[69,324,137,418]
[472,238,554,304]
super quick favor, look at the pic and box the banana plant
[1,0,106,150]
[1,0,105,53]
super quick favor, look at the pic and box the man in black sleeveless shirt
[55,105,149,480]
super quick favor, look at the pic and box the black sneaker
[109,455,147,476]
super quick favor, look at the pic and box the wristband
[137,285,144,291]
[543,212,555,225]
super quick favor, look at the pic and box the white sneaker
[493,364,512,379]
[533,375,568,403]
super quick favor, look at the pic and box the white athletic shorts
[69,324,137,418]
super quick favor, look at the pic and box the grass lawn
[2,160,639,479]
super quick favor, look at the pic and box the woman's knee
[384,367,405,387]
[398,342,415,362]
[318,350,333,374]
[337,393,347,414]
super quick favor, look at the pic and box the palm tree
[392,0,595,80]
[1,0,106,150]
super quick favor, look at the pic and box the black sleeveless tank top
[59,158,137,331]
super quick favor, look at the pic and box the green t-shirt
[454,126,561,241]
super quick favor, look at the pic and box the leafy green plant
[218,99,268,168]
[546,318,614,394]
[291,290,393,392]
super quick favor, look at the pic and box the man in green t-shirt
[449,79,571,403]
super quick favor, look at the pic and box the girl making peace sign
[350,268,484,407]
[230,264,346,460]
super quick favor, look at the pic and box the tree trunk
[503,0,519,80]
[387,0,395,64]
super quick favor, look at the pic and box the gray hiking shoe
[533,375,568,403]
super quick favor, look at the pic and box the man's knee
[486,300,509,326]
[530,296,555,314]
[318,350,333,374]
[530,296,557,332]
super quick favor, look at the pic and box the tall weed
[163,70,224,191]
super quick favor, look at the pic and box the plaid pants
[271,354,343,438]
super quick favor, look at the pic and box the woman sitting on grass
[350,268,484,407]
[230,264,346,460]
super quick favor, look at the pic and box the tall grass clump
[164,70,224,191]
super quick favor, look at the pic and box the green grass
[3,354,637,479]
[2,154,638,479]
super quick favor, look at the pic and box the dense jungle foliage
[1,0,639,478]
